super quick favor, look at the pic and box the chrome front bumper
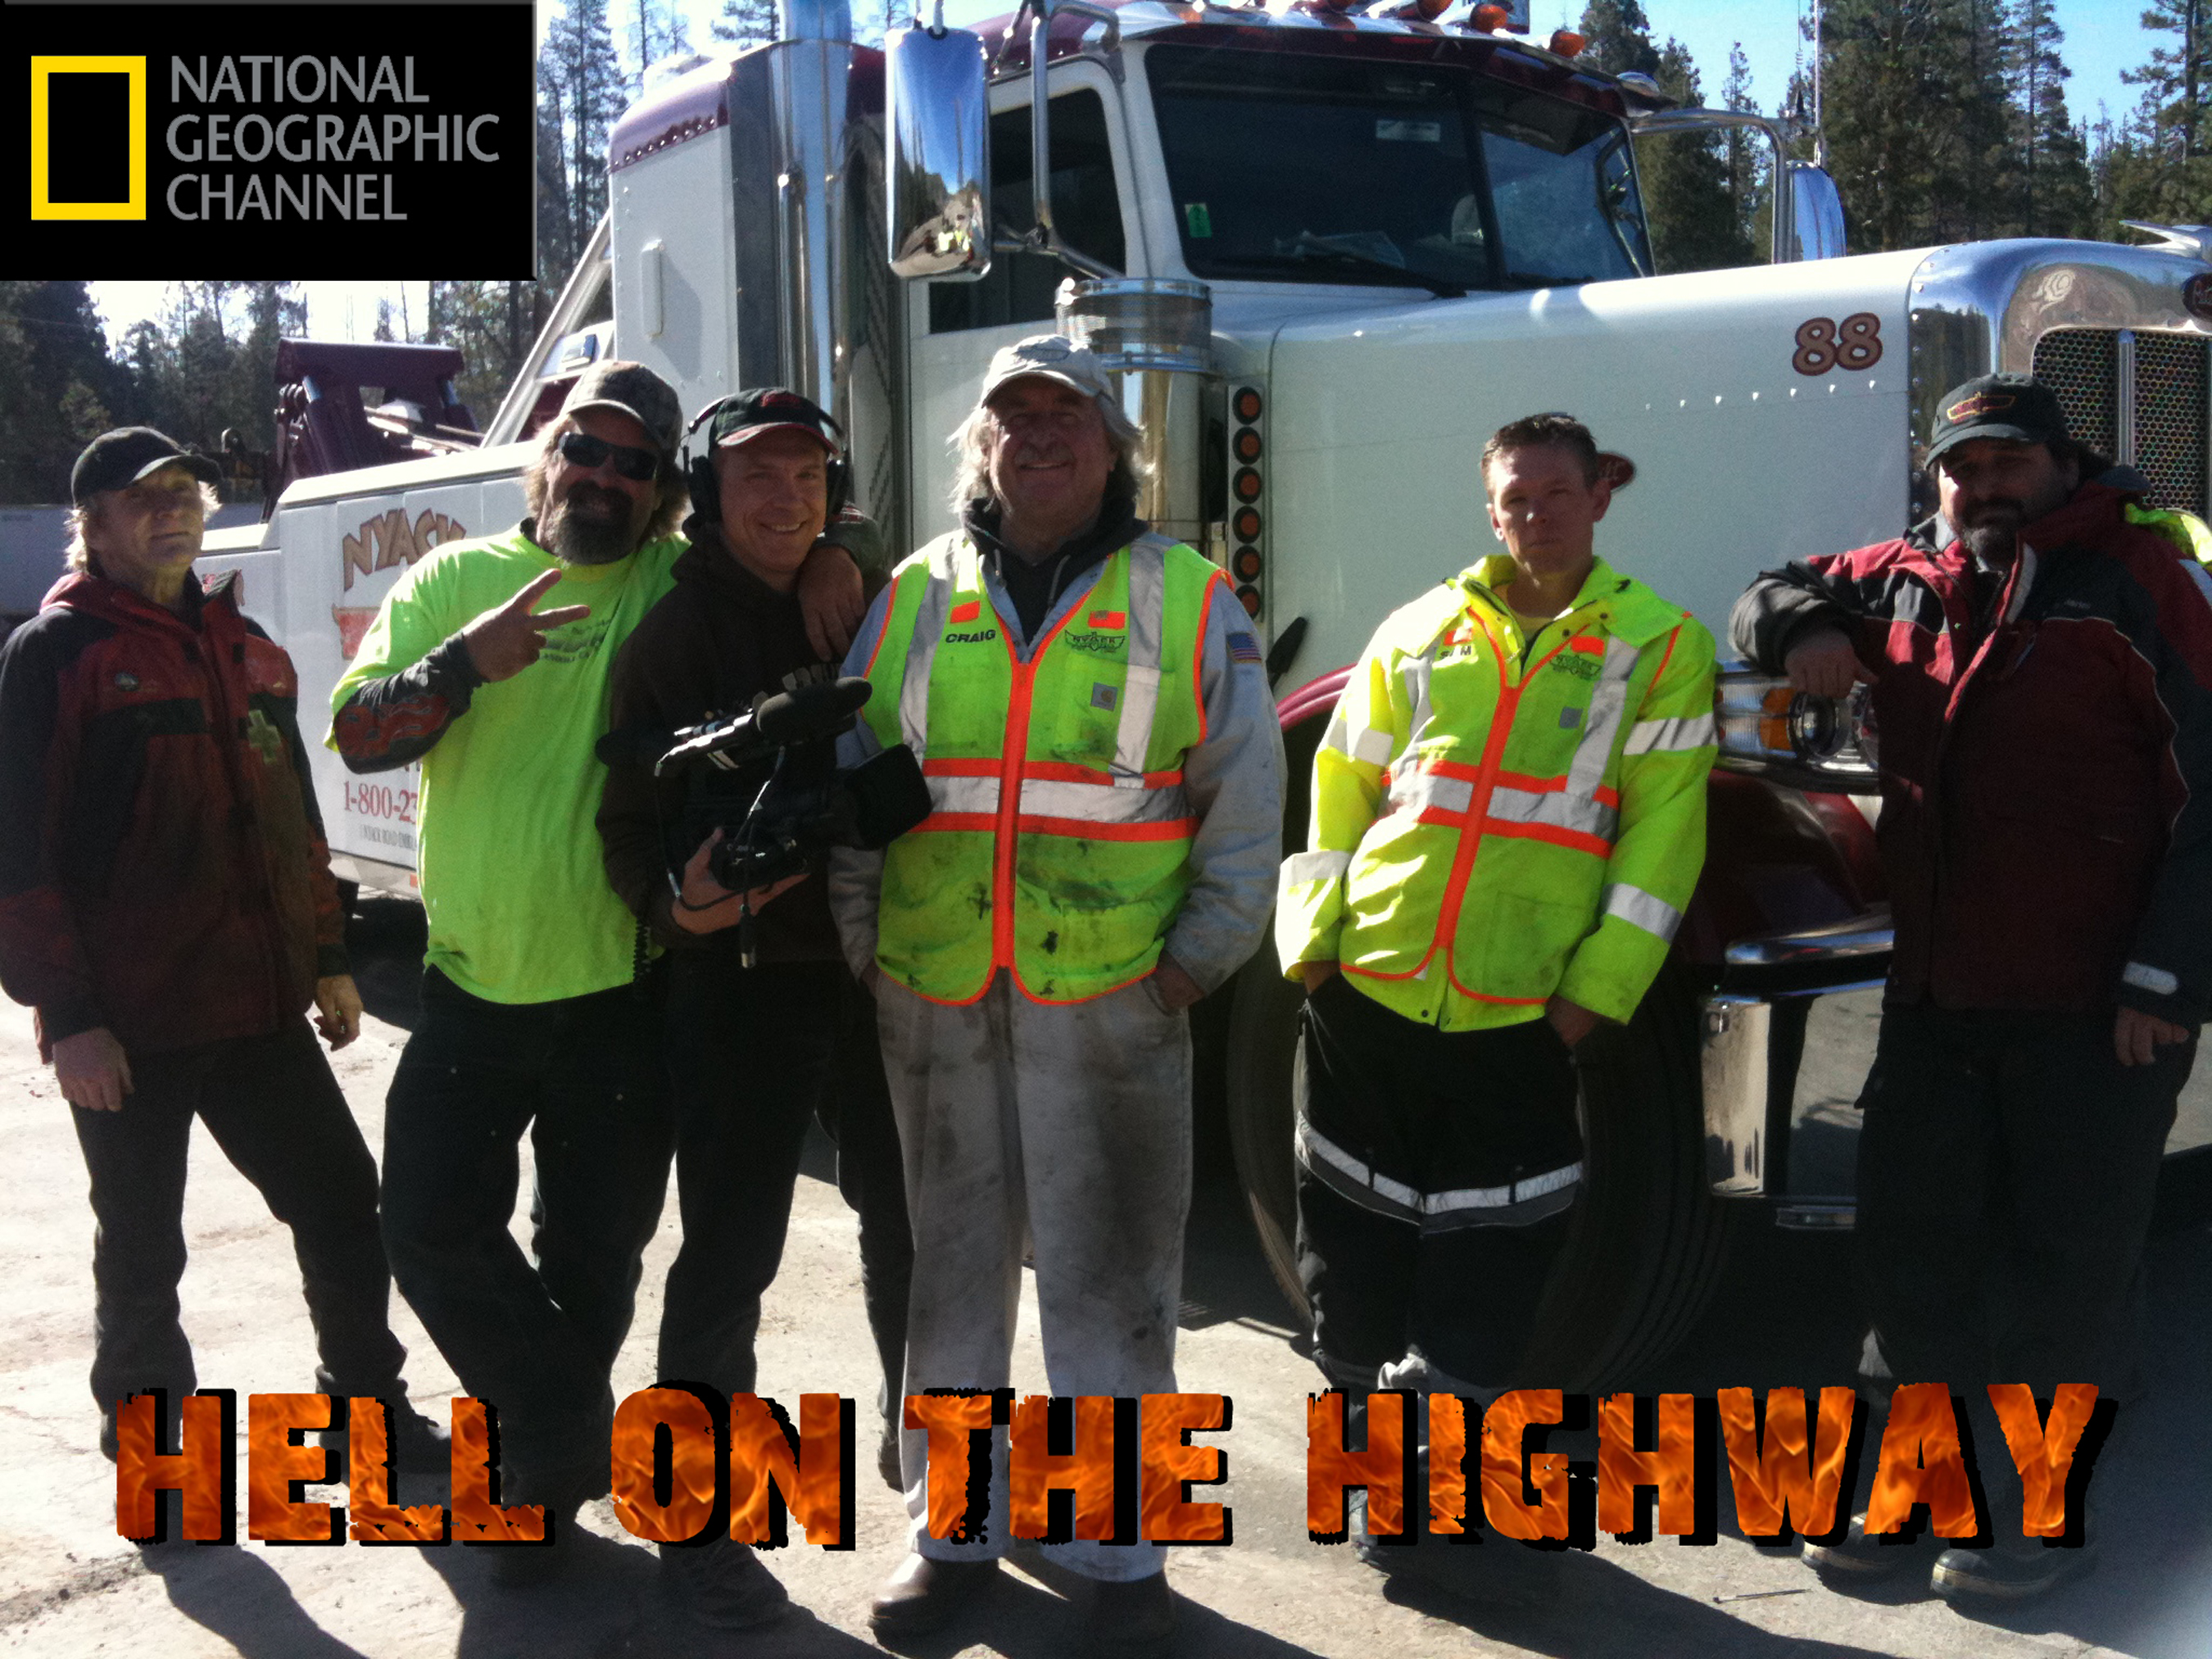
[1702,914,1892,1228]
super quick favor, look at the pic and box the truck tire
[1225,956,1734,1389]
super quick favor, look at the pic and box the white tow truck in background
[196,0,2212,1383]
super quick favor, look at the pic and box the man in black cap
[0,428,443,1472]
[1733,373,2212,1602]
[596,386,900,1631]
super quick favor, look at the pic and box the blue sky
[89,0,2157,343]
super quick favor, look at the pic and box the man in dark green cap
[1732,372,2212,1602]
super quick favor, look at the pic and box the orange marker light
[1548,28,1587,55]
[1470,3,1510,30]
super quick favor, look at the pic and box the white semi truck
[199,0,2212,1383]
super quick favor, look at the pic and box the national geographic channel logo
[29,57,147,220]
[15,6,534,279]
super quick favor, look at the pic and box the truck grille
[2033,327,2210,514]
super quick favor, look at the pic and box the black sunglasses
[557,430,660,482]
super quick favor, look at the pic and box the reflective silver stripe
[1282,849,1352,886]
[1018,777,1191,824]
[1109,536,1170,785]
[1566,636,1642,800]
[1321,710,1395,767]
[1296,1118,1421,1222]
[899,538,968,755]
[2003,546,2039,624]
[1298,1116,1583,1231]
[1602,882,1684,941]
[2184,561,2212,610]
[1401,654,1439,753]
[2123,960,2180,996]
[1426,1160,1585,1218]
[1388,770,1474,818]
[926,774,999,815]
[1623,712,1717,755]
[1488,780,1619,841]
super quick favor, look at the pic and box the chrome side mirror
[886,20,992,281]
[1787,163,1846,262]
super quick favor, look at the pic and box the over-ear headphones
[682,389,852,527]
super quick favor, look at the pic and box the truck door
[905,71,1141,546]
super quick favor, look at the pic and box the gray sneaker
[1931,1536,2095,1604]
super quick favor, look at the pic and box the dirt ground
[2,904,2207,1658]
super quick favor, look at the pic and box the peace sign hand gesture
[461,569,592,682]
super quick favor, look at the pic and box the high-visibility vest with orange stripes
[1276,554,1719,1031]
[860,530,1219,1004]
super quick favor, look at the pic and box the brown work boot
[868,1552,999,1637]
[1090,1571,1175,1650]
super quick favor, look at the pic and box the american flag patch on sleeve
[1228,631,1263,664]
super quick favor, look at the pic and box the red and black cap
[705,388,844,456]
[1924,373,2072,466]
[70,428,222,507]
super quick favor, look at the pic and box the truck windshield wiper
[1273,233,1466,299]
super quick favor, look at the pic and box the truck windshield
[1145,43,1651,292]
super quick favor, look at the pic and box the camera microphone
[653,677,876,771]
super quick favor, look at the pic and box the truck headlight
[1715,665,1879,792]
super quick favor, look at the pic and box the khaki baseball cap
[978,334,1116,408]
[560,360,684,459]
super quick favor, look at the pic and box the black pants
[1856,1004,2190,1400]
[1294,975,1580,1388]
[380,968,673,1498]
[658,960,911,1408]
[71,1019,408,1417]
[656,955,845,1398]
[814,972,912,1423]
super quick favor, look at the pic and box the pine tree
[1720,41,1770,256]
[1577,0,1660,79]
[537,68,577,288]
[627,0,695,95]
[2126,0,2210,161]
[1816,0,2015,251]
[544,0,627,279]
[1584,3,1749,272]
[714,0,780,51]
[2009,0,2094,235]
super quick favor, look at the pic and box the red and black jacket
[1732,478,2212,1026]
[0,569,347,1056]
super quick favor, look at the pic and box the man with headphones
[597,387,898,1632]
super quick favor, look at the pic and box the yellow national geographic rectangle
[29,57,147,221]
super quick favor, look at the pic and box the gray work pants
[877,970,1192,1583]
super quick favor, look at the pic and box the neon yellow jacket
[859,531,1218,1004]
[1276,554,1718,1031]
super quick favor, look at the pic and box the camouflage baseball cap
[560,360,684,458]
[977,334,1116,409]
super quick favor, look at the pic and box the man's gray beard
[542,501,637,565]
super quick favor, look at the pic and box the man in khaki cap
[832,335,1283,1644]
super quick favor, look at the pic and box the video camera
[597,677,931,964]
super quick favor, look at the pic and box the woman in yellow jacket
[1276,413,1718,1432]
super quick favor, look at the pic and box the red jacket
[0,569,347,1055]
[1732,479,2212,1024]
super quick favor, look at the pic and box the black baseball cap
[706,388,843,456]
[1924,373,2073,467]
[70,428,222,507]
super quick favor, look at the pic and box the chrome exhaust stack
[1055,277,1215,548]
